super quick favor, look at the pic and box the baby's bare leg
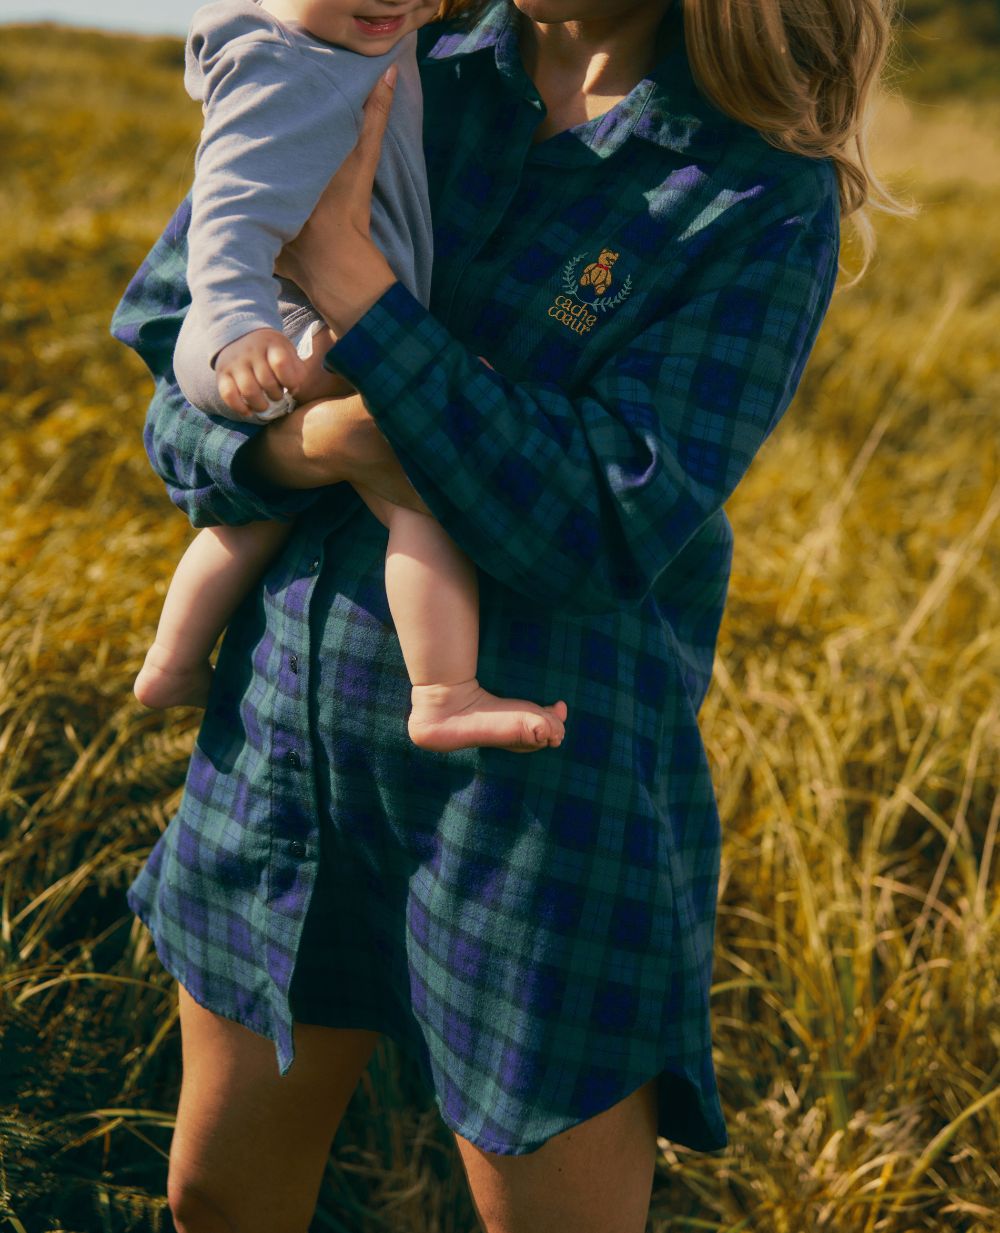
[292,324,355,405]
[134,521,294,709]
[353,484,567,754]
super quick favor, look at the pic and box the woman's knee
[167,1180,239,1233]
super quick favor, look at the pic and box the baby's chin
[344,39,407,54]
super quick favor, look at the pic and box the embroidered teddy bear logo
[547,247,634,335]
[578,249,620,296]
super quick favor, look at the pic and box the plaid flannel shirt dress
[111,0,839,1156]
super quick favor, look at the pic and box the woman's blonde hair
[683,0,913,278]
[435,0,487,22]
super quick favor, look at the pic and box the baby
[132,0,567,753]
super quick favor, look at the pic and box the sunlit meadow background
[1,1,998,1229]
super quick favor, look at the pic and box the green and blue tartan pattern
[111,0,839,1155]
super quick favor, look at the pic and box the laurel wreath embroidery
[561,254,588,296]
[592,274,633,313]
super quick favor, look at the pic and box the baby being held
[133,0,569,754]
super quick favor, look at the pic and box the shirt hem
[127,888,728,1157]
[126,889,276,1042]
[428,1067,729,1158]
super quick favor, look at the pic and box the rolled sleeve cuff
[190,412,325,527]
[322,280,451,419]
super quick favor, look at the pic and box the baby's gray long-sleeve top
[174,0,432,410]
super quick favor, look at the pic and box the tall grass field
[1,5,998,1231]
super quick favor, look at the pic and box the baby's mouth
[354,14,407,34]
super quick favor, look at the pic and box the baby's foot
[407,678,568,754]
[133,643,214,709]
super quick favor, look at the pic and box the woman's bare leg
[353,484,567,754]
[167,982,380,1233]
[454,1077,659,1233]
[134,520,294,710]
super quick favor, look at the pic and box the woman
[111,0,896,1228]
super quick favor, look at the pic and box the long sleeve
[326,189,840,614]
[180,2,429,381]
[140,378,336,528]
[184,19,364,364]
[111,196,339,528]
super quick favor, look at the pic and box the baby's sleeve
[184,8,362,367]
[172,299,233,416]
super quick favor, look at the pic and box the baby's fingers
[230,363,272,414]
[218,370,256,417]
[251,353,288,403]
[266,340,306,393]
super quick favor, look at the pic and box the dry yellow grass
[0,19,997,1233]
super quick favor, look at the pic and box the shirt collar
[422,0,512,60]
[421,0,735,160]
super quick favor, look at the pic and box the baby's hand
[214,329,306,417]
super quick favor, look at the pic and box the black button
[307,558,320,573]
[285,750,302,770]
[289,840,306,858]
[289,654,298,673]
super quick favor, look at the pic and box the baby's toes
[524,712,560,748]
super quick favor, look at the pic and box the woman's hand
[257,67,436,517]
[275,65,399,337]
[235,394,432,516]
